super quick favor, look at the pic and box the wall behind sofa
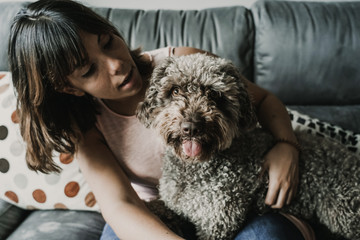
[1,0,358,10]
[0,0,256,9]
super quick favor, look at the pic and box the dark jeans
[100,213,304,240]
[234,213,304,240]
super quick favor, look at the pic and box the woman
[9,0,309,239]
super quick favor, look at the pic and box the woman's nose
[107,57,123,76]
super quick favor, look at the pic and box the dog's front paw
[145,200,197,239]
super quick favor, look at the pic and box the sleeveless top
[94,47,174,201]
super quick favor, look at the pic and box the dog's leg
[187,195,252,240]
[145,200,197,239]
[159,150,262,240]
[315,192,360,239]
[294,132,360,239]
[313,156,360,240]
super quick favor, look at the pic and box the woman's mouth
[119,68,133,88]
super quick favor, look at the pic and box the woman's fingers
[265,184,279,206]
[272,188,288,209]
[265,177,297,208]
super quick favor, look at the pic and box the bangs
[35,20,88,88]
[18,0,120,89]
[40,19,119,88]
[13,18,88,93]
[14,13,118,91]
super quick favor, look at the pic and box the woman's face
[67,31,144,101]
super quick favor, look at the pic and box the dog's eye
[207,90,221,99]
[171,87,181,97]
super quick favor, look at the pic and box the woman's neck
[103,53,153,116]
[103,76,149,116]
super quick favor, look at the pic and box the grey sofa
[0,0,359,239]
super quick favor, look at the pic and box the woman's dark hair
[8,0,151,173]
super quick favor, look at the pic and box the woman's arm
[245,80,299,208]
[76,127,184,240]
[246,80,297,142]
[172,46,215,57]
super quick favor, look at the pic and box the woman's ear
[61,86,85,97]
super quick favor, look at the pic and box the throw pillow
[287,108,359,155]
[0,72,100,211]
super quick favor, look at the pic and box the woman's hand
[244,79,300,209]
[261,142,299,208]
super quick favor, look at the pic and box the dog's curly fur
[136,53,360,240]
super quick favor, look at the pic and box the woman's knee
[234,213,304,240]
[100,223,120,240]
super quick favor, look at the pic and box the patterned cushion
[0,72,100,211]
[287,108,359,155]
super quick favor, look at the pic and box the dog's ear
[220,62,258,131]
[136,58,173,128]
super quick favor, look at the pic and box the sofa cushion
[251,0,360,106]
[0,199,30,239]
[6,209,105,240]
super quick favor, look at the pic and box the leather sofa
[0,0,359,239]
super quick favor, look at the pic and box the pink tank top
[95,47,174,201]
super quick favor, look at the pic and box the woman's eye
[171,87,180,97]
[104,34,113,49]
[82,64,96,78]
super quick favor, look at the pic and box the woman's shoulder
[143,46,175,66]
[143,46,210,66]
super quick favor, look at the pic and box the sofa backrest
[251,0,360,105]
[0,2,27,72]
[98,7,255,80]
[1,1,359,106]
[0,2,254,80]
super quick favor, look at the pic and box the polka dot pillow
[0,72,100,211]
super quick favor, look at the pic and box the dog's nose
[181,122,199,136]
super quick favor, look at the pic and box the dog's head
[136,53,257,161]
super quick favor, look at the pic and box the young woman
[9,0,311,239]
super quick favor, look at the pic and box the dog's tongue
[182,140,202,157]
